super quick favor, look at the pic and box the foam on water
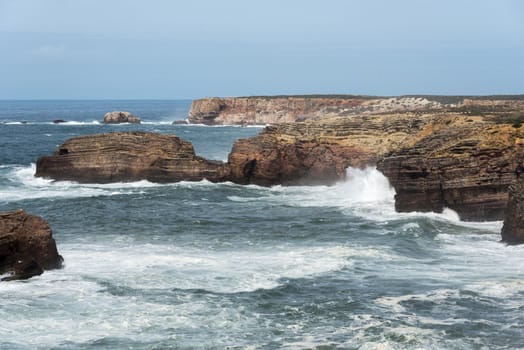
[229,166,501,231]
[0,164,179,203]
[59,243,360,293]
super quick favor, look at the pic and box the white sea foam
[0,164,175,202]
[60,243,356,293]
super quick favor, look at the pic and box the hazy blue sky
[0,0,523,99]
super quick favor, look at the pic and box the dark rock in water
[173,119,189,125]
[0,209,63,281]
[501,177,524,244]
[53,119,67,124]
[103,111,141,124]
[35,131,229,183]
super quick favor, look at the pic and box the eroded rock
[501,176,524,244]
[35,131,229,183]
[0,209,63,281]
[103,111,141,124]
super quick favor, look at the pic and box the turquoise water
[0,100,523,349]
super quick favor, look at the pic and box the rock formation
[227,114,433,185]
[377,117,524,221]
[35,131,229,183]
[103,111,141,124]
[0,209,63,281]
[188,95,524,126]
[501,177,524,244]
[35,95,524,224]
[227,108,524,221]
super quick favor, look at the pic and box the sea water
[0,100,523,349]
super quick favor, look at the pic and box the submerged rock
[0,209,63,281]
[501,177,524,244]
[103,111,141,124]
[35,131,229,183]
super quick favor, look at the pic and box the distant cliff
[187,95,524,125]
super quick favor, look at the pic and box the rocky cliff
[36,97,524,225]
[501,177,524,243]
[227,109,524,221]
[227,114,434,185]
[188,95,443,125]
[35,131,229,183]
[0,209,63,281]
[377,117,524,221]
[187,95,524,125]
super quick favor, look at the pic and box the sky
[0,0,523,99]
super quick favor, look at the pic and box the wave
[228,167,501,230]
[0,164,182,202]
[0,164,248,203]
[1,164,504,231]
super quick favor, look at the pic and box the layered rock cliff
[187,95,524,125]
[188,95,443,125]
[227,110,524,221]
[377,117,524,221]
[227,114,434,185]
[35,131,229,183]
[0,209,63,281]
[36,96,524,225]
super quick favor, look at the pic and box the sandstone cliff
[36,96,524,225]
[187,95,524,125]
[377,117,524,221]
[226,109,524,221]
[188,95,442,125]
[0,209,63,281]
[227,114,434,185]
[35,131,229,183]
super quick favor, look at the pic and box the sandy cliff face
[227,110,524,221]
[188,96,447,125]
[227,113,435,185]
[378,118,524,221]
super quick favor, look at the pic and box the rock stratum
[0,209,63,281]
[187,95,524,125]
[35,131,228,183]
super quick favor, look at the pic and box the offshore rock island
[35,95,524,243]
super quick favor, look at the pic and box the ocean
[0,100,523,349]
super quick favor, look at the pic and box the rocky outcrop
[377,118,524,221]
[188,95,444,125]
[35,131,229,183]
[0,209,63,281]
[188,95,524,125]
[103,111,141,124]
[501,177,524,243]
[227,114,436,185]
[228,110,524,221]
